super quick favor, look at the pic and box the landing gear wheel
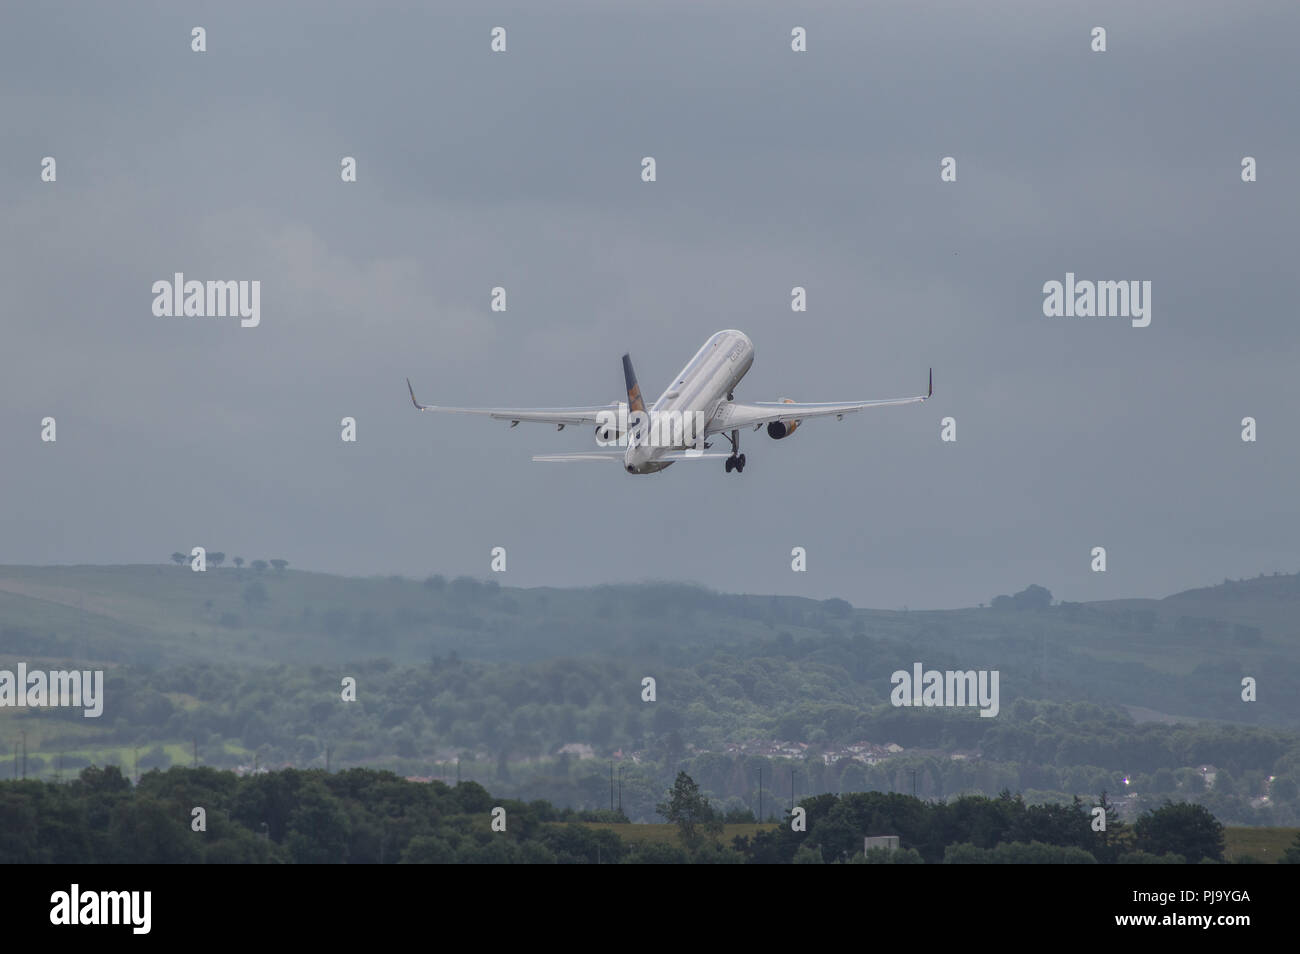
[736,454,746,473]
[725,456,735,473]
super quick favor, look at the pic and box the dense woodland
[10,662,1299,825]
[5,766,1288,865]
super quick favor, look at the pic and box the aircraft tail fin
[622,353,646,414]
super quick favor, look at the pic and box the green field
[575,824,1296,861]
[1223,827,1298,863]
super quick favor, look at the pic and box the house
[865,835,900,853]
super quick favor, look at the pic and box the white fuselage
[624,330,754,474]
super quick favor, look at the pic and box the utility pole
[790,768,796,812]
[610,760,614,812]
[758,764,763,823]
[911,769,917,798]
[457,757,461,785]
[22,730,27,780]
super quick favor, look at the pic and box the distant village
[229,744,1280,824]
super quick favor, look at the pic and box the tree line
[167,552,288,572]
[3,765,1287,864]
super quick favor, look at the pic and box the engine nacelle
[595,423,626,444]
[768,399,801,439]
[767,419,800,439]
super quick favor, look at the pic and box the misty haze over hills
[1,561,1297,827]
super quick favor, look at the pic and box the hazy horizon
[1,558,1285,612]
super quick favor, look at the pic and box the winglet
[406,377,430,411]
[927,368,933,399]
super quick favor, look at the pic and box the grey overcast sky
[1,1,1296,609]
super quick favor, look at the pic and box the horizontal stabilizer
[532,451,626,462]
[532,450,731,463]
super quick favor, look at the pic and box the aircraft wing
[709,369,931,434]
[407,378,619,428]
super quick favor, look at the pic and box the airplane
[406,329,931,475]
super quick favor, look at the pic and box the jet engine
[766,399,800,439]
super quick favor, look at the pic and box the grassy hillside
[0,565,851,667]
[2,564,1298,734]
[2,565,1297,713]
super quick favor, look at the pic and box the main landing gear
[723,428,746,474]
